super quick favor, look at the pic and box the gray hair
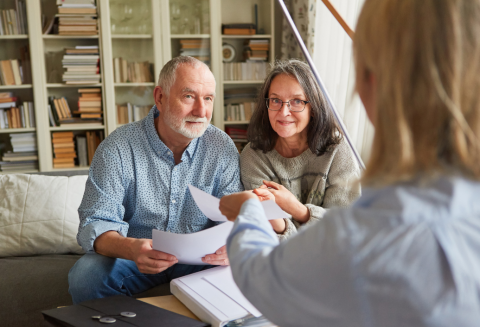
[247,59,342,156]
[157,56,210,95]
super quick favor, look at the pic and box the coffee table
[139,295,200,321]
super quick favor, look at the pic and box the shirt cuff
[227,198,278,248]
[77,220,129,253]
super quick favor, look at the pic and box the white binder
[170,266,275,327]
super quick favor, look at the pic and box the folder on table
[170,266,276,327]
[42,295,209,327]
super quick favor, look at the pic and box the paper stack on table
[152,185,287,264]
[171,266,275,327]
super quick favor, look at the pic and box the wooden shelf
[50,166,90,172]
[47,83,102,88]
[114,83,155,87]
[0,128,36,134]
[43,35,99,39]
[223,80,264,85]
[222,34,272,39]
[170,34,210,39]
[111,34,152,39]
[0,169,39,175]
[49,125,105,131]
[0,35,28,39]
[0,84,33,89]
[224,121,250,125]
[231,139,248,143]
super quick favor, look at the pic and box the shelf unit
[0,0,277,173]
[0,0,38,173]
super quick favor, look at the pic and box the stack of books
[225,126,247,140]
[62,45,100,84]
[48,96,73,125]
[244,40,269,61]
[0,150,38,172]
[52,132,76,168]
[0,59,23,86]
[113,58,154,83]
[0,92,35,129]
[222,23,256,35]
[56,0,98,36]
[116,103,151,125]
[223,62,269,81]
[224,103,255,122]
[224,88,257,121]
[85,130,103,165]
[0,132,39,172]
[76,88,102,120]
[0,2,28,35]
[179,39,210,65]
[225,127,248,153]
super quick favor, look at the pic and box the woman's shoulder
[240,143,271,161]
[240,143,276,176]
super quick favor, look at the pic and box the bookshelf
[218,0,275,151]
[0,0,277,173]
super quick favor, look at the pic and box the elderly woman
[221,0,480,326]
[240,59,361,239]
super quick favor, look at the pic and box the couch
[0,171,170,327]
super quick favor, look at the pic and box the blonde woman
[220,0,480,326]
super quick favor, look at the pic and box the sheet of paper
[152,222,233,265]
[188,185,226,221]
[179,269,249,319]
[188,185,288,221]
[202,266,262,317]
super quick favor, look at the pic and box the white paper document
[152,185,287,265]
[188,185,287,221]
[152,221,233,265]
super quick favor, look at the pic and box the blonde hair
[355,0,480,186]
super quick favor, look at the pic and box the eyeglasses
[265,98,309,112]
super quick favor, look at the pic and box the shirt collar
[144,105,200,160]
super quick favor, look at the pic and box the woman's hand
[220,191,258,221]
[262,180,310,223]
[253,185,286,234]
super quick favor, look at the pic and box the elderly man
[68,56,243,304]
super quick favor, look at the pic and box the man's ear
[153,86,165,109]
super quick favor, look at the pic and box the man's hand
[130,238,178,274]
[219,191,257,221]
[202,245,229,266]
[94,231,178,275]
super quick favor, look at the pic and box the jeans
[68,253,212,304]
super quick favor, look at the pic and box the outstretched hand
[219,191,257,221]
[259,180,310,223]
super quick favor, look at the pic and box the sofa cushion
[0,174,87,257]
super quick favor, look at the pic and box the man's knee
[68,253,123,304]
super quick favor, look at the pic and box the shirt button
[171,199,176,203]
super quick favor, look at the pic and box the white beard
[163,105,210,139]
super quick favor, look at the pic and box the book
[1,60,15,85]
[10,59,22,85]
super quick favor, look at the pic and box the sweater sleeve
[322,140,362,209]
[240,145,295,241]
